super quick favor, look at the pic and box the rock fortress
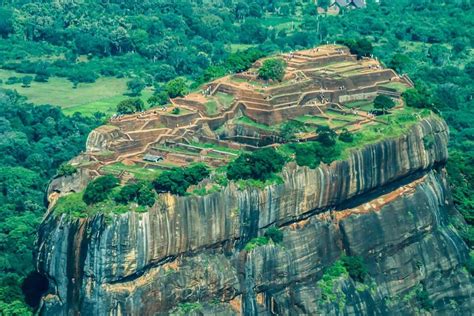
[80,44,412,180]
[36,45,473,315]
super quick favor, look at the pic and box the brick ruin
[81,45,412,179]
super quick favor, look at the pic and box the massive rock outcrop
[35,117,473,315]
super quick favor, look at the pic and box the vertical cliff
[35,117,473,315]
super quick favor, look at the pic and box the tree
[319,0,331,11]
[235,1,249,19]
[116,98,145,114]
[428,44,450,67]
[373,95,395,113]
[388,54,412,73]
[316,126,337,147]
[34,74,49,83]
[224,48,265,73]
[126,78,146,96]
[21,76,33,88]
[340,255,368,282]
[248,3,263,17]
[402,88,429,109]
[171,107,181,115]
[340,38,373,59]
[465,62,474,80]
[67,68,98,84]
[227,147,286,181]
[0,8,14,38]
[165,77,187,98]
[339,128,353,143]
[56,163,77,177]
[452,37,469,55]
[280,120,305,142]
[258,58,286,82]
[154,64,177,82]
[137,185,156,207]
[240,18,267,44]
[265,227,283,243]
[293,143,322,169]
[83,175,119,205]
[114,183,141,204]
[148,92,168,107]
[114,181,156,206]
[153,164,209,195]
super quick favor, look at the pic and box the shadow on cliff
[22,271,49,309]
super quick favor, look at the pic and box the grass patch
[294,115,329,126]
[204,100,219,115]
[230,76,266,87]
[341,69,372,77]
[101,162,163,181]
[380,82,409,93]
[326,61,359,69]
[154,145,200,156]
[235,116,277,131]
[165,107,193,116]
[337,108,431,159]
[54,191,146,218]
[228,44,256,53]
[63,91,153,117]
[189,142,243,155]
[329,119,350,128]
[244,236,270,251]
[326,111,360,121]
[344,100,373,109]
[0,69,155,116]
[215,92,235,108]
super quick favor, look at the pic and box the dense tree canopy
[316,126,337,147]
[153,164,209,196]
[227,147,286,181]
[258,58,287,81]
[82,175,119,205]
[116,98,145,114]
[0,89,101,313]
[373,95,396,112]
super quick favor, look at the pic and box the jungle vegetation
[0,0,472,314]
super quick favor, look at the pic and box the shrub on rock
[83,175,119,205]
[258,58,286,82]
[153,164,209,196]
[227,147,286,181]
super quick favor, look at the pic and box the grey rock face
[35,117,473,315]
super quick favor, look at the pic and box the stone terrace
[81,45,412,180]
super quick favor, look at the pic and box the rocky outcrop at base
[35,117,473,315]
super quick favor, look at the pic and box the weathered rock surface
[35,117,473,315]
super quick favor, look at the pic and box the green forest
[0,0,472,314]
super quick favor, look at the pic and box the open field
[380,82,409,93]
[228,44,256,53]
[0,69,153,116]
[63,91,154,116]
[101,162,164,181]
[260,15,301,31]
